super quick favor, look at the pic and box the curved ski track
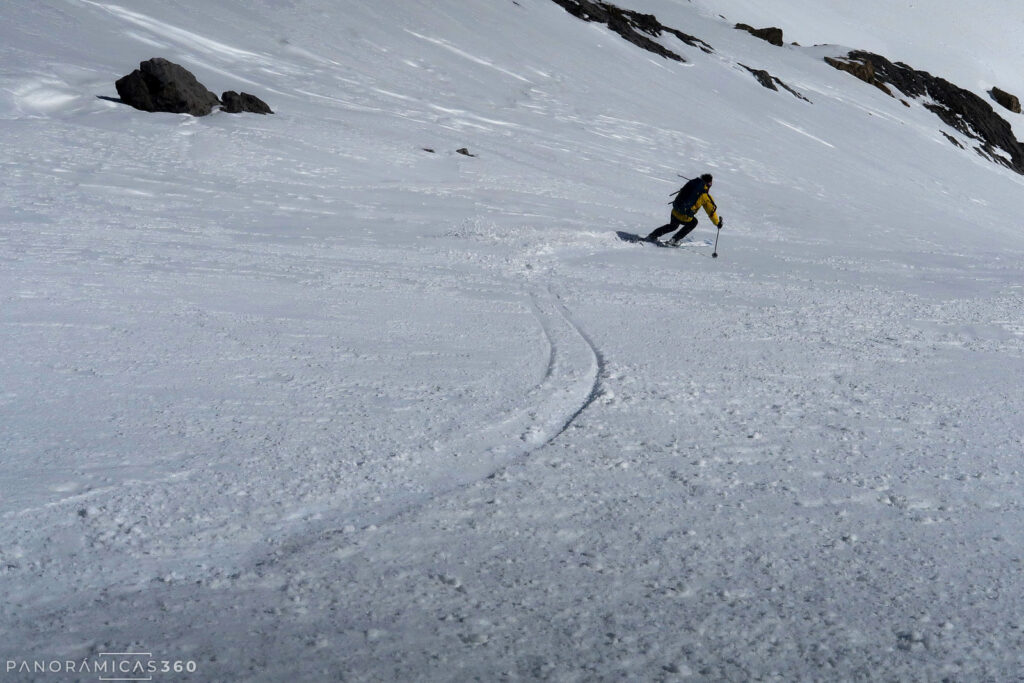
[256,284,603,566]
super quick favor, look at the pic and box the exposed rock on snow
[114,59,273,117]
[115,58,221,116]
[990,86,1021,114]
[942,131,965,149]
[826,51,1024,174]
[221,90,274,115]
[824,55,894,98]
[739,64,811,102]
[549,0,712,62]
[735,23,785,47]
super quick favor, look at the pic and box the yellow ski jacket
[672,190,721,226]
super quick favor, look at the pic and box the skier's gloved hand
[717,217,724,229]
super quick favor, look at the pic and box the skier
[645,173,723,245]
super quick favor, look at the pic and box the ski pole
[712,227,720,258]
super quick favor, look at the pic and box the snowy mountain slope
[2,0,1024,680]
[686,0,1024,110]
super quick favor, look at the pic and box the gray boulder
[991,87,1021,114]
[115,58,220,116]
[221,91,274,115]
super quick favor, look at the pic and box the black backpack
[672,177,706,215]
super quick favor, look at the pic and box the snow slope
[689,0,1024,108]
[2,0,1023,679]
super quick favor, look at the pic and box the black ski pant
[646,214,697,242]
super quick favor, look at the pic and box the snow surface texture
[2,0,1024,680]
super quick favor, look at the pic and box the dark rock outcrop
[743,65,777,91]
[824,55,894,97]
[115,58,220,116]
[942,132,965,149]
[825,51,1024,174]
[735,24,784,47]
[550,0,713,62]
[990,87,1021,114]
[740,64,811,102]
[221,91,274,115]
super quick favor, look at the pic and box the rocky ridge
[825,51,1024,174]
[549,0,1024,175]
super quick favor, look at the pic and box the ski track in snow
[255,283,603,567]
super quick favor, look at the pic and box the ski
[616,231,710,248]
